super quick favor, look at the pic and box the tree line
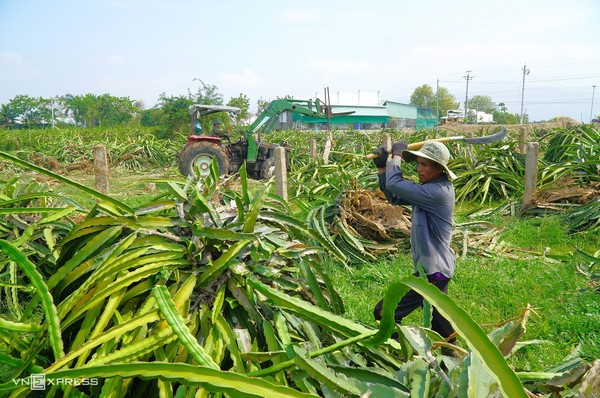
[0,81,527,131]
[409,84,528,124]
[0,80,252,135]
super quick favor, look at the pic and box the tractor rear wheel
[178,142,229,177]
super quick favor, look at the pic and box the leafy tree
[145,80,225,134]
[410,85,459,119]
[493,111,523,124]
[492,102,528,124]
[156,94,194,133]
[62,93,101,127]
[96,94,140,126]
[256,97,270,116]
[468,95,496,114]
[3,95,53,128]
[61,94,81,125]
[0,103,20,127]
[140,108,163,127]
[227,94,250,125]
[191,79,223,105]
[435,87,460,116]
[61,93,138,127]
[410,85,434,108]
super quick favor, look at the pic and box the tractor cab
[186,104,241,146]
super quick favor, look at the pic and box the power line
[375,66,600,120]
[506,100,593,105]
[529,74,600,82]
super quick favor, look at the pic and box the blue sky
[1,0,599,122]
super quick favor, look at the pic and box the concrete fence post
[382,133,392,153]
[523,142,539,206]
[323,132,333,164]
[274,146,288,202]
[309,139,317,159]
[519,127,527,154]
[465,131,474,154]
[93,144,109,194]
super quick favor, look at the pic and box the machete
[365,127,507,160]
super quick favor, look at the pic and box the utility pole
[520,63,530,124]
[591,85,596,122]
[51,98,56,129]
[463,70,473,123]
[436,79,439,132]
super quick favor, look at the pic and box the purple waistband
[427,272,449,282]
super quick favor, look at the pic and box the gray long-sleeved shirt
[378,158,456,279]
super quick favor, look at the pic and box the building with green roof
[289,101,437,130]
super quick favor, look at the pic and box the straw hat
[402,141,457,180]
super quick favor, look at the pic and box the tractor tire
[178,142,230,177]
[260,157,276,179]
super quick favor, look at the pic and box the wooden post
[274,146,288,202]
[93,144,109,194]
[519,127,527,154]
[309,139,317,159]
[523,142,539,206]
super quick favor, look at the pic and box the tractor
[178,98,330,179]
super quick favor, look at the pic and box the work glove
[372,146,389,168]
[391,141,408,157]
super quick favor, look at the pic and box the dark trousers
[374,275,456,341]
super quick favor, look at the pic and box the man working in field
[212,120,231,142]
[372,141,457,351]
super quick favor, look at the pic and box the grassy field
[325,206,599,372]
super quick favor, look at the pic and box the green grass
[43,170,176,209]
[325,209,599,372]
[455,256,598,369]
[497,213,597,255]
